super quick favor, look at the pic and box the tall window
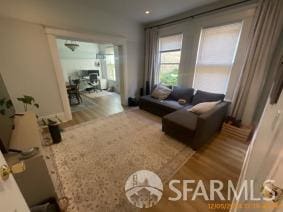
[105,47,116,81]
[158,34,183,86]
[193,22,242,95]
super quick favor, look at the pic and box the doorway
[55,39,124,126]
[45,28,129,123]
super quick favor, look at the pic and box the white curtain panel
[230,0,283,124]
[144,28,159,94]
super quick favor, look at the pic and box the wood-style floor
[61,96,250,212]
[145,123,250,212]
[61,93,124,128]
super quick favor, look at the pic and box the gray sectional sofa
[139,87,229,150]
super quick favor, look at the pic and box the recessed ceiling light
[145,11,150,14]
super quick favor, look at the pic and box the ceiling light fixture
[145,10,150,14]
[64,40,79,52]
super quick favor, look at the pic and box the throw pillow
[192,90,225,105]
[188,101,220,114]
[151,84,172,100]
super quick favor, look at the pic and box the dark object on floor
[139,86,228,149]
[67,79,82,105]
[30,197,60,212]
[48,122,62,144]
[128,97,139,107]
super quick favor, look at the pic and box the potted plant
[17,95,39,112]
[16,95,62,144]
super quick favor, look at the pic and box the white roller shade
[193,22,242,94]
[159,34,183,52]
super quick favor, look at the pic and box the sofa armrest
[192,102,229,149]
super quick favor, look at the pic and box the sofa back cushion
[192,90,225,105]
[151,84,172,100]
[169,86,195,103]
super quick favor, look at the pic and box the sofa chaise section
[162,102,229,150]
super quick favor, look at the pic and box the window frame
[157,34,183,86]
[105,53,116,81]
[192,22,243,96]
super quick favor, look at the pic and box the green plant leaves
[17,95,39,112]
[0,98,5,106]
[0,98,13,116]
[6,100,13,109]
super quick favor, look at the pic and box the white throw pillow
[187,101,220,114]
[151,84,172,100]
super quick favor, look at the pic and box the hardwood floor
[145,123,250,212]
[61,93,124,128]
[61,99,250,212]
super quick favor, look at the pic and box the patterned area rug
[83,90,114,99]
[44,109,195,211]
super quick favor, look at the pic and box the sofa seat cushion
[162,109,198,144]
[141,96,185,109]
[163,109,198,131]
[139,95,185,117]
[192,90,225,105]
[161,100,186,110]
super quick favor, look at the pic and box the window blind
[193,22,242,94]
[159,34,183,52]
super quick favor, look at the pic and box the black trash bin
[48,123,62,144]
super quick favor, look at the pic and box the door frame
[45,27,128,121]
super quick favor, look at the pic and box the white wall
[0,18,63,116]
[59,59,100,82]
[0,0,144,117]
[56,39,101,82]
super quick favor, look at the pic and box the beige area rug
[83,90,114,99]
[44,109,195,212]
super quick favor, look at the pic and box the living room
[0,0,282,211]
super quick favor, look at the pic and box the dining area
[66,79,82,105]
[66,72,102,106]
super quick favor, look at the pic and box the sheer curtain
[193,23,242,97]
[144,28,159,95]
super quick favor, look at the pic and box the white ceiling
[79,0,221,23]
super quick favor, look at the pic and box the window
[105,47,116,81]
[193,22,242,95]
[158,34,183,86]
